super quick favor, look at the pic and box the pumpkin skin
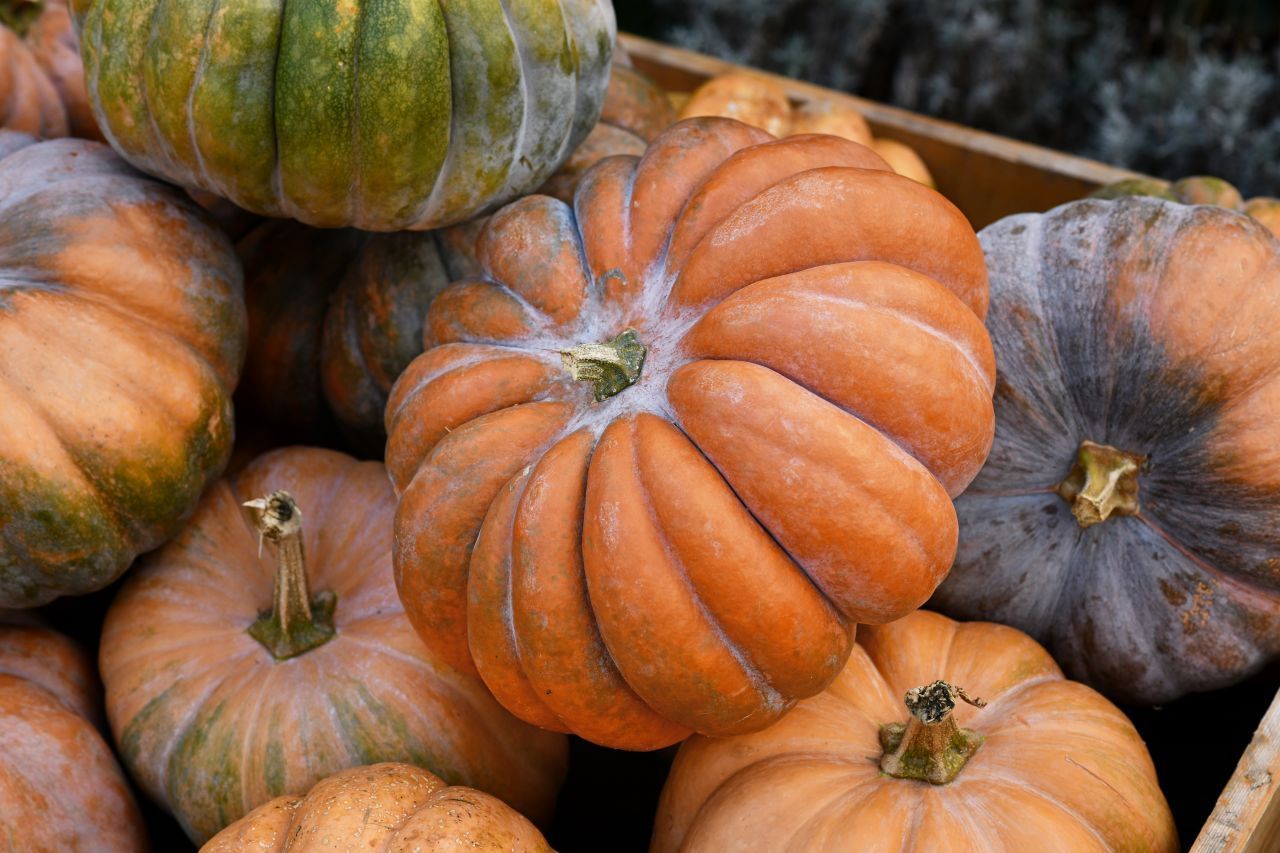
[237,220,480,456]
[934,198,1280,703]
[653,610,1177,852]
[204,762,553,853]
[100,447,568,844]
[0,132,246,608]
[0,623,148,852]
[70,0,616,231]
[1091,175,1280,239]
[387,118,995,750]
[0,0,99,139]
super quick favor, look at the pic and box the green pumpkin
[70,0,616,231]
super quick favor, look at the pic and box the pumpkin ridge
[629,428,787,722]
[139,0,185,181]
[266,0,286,205]
[1136,511,1280,601]
[347,0,363,227]
[182,0,220,194]
[972,774,1115,851]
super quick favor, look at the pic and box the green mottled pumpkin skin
[70,0,616,231]
[0,132,245,608]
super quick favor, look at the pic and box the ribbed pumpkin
[387,118,995,750]
[934,198,1280,703]
[653,610,1177,852]
[1091,175,1280,240]
[237,220,481,456]
[100,447,567,844]
[204,762,553,853]
[0,621,147,852]
[539,50,675,203]
[70,0,616,231]
[0,0,98,138]
[0,132,245,608]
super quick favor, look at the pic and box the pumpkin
[237,220,480,456]
[0,0,98,139]
[652,610,1177,852]
[539,54,675,203]
[204,762,553,853]
[1244,197,1280,239]
[0,622,147,851]
[1091,175,1280,239]
[0,132,245,608]
[100,446,567,843]
[678,72,932,184]
[933,198,1280,703]
[386,118,995,750]
[70,0,616,231]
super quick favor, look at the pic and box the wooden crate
[618,32,1280,853]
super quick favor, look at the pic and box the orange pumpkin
[0,0,98,138]
[1244,197,1280,239]
[653,610,1177,852]
[100,447,567,843]
[204,762,553,853]
[387,118,995,750]
[0,132,246,608]
[0,622,147,851]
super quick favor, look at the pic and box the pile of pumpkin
[3,2,1278,851]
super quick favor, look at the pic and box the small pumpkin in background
[0,132,246,608]
[0,0,99,138]
[652,610,1177,852]
[1091,174,1279,238]
[237,221,480,456]
[0,621,148,851]
[72,0,615,230]
[677,71,934,186]
[387,118,994,750]
[101,447,567,844]
[204,762,553,853]
[935,198,1280,704]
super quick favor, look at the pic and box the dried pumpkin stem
[1055,440,1146,528]
[244,491,336,660]
[561,329,647,401]
[0,0,43,36]
[879,680,986,785]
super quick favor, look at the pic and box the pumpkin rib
[631,430,789,726]
[183,0,221,196]
[970,775,1111,852]
[1137,511,1280,600]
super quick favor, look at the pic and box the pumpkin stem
[560,329,647,402]
[879,680,986,785]
[0,0,43,36]
[1055,440,1146,528]
[243,491,336,660]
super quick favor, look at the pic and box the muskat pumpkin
[237,220,480,456]
[1091,175,1280,239]
[101,447,567,844]
[204,762,553,853]
[0,0,98,138]
[0,622,147,851]
[386,118,995,750]
[70,0,615,231]
[0,132,245,608]
[934,198,1280,703]
[539,51,675,203]
[653,610,1177,852]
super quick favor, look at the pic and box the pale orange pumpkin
[203,762,553,853]
[0,622,147,851]
[387,118,994,750]
[653,610,1178,852]
[100,446,567,844]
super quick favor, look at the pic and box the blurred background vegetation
[615,0,1280,194]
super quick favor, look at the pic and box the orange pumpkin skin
[0,133,246,608]
[0,624,147,852]
[0,0,98,139]
[387,119,995,750]
[1244,197,1280,239]
[203,762,553,853]
[678,74,791,137]
[653,610,1177,853]
[100,447,567,844]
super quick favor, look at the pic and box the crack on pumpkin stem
[1055,440,1146,528]
[560,329,647,402]
[879,680,986,785]
[244,491,337,660]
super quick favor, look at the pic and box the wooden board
[619,32,1145,230]
[620,31,1280,851]
[1193,688,1280,852]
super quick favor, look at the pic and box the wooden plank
[1193,687,1280,852]
[619,32,1146,229]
